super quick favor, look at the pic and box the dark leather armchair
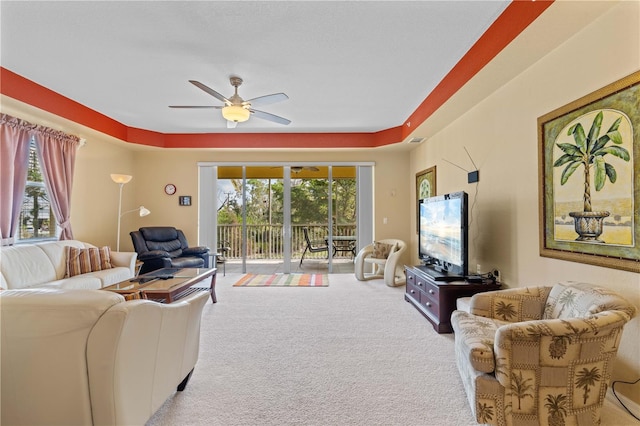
[130,226,210,274]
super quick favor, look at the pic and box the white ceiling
[1,1,510,135]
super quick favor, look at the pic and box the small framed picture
[415,166,436,233]
[179,195,192,206]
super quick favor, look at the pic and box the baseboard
[606,388,640,420]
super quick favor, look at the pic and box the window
[17,139,57,242]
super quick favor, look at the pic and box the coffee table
[104,267,217,303]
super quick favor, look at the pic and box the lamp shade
[121,206,151,218]
[111,174,132,184]
[222,105,250,123]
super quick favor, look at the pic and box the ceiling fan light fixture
[222,105,250,122]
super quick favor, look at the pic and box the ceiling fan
[291,166,319,173]
[271,166,319,173]
[169,77,290,128]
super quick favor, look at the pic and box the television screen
[419,191,468,279]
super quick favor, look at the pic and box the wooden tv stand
[404,265,500,333]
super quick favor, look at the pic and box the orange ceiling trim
[162,132,386,149]
[0,67,129,141]
[402,0,554,138]
[161,127,404,148]
[126,127,166,148]
[372,126,404,147]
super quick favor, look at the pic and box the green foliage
[291,179,328,224]
[218,176,356,226]
[25,145,49,238]
[553,111,630,212]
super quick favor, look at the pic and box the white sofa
[0,240,137,290]
[1,287,209,426]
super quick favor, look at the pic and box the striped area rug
[233,273,328,287]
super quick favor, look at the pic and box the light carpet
[147,273,636,426]
[233,273,328,287]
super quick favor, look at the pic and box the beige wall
[408,1,640,403]
[128,148,411,254]
[73,135,136,248]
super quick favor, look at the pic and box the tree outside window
[19,140,56,241]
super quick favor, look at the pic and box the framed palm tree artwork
[538,70,640,273]
[415,166,436,233]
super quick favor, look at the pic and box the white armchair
[355,239,407,287]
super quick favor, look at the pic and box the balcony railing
[218,224,356,260]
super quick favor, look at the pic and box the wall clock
[164,184,176,195]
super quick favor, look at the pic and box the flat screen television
[418,191,468,281]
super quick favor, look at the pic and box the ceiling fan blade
[226,120,238,129]
[169,105,218,109]
[249,109,291,125]
[189,80,230,104]
[245,93,288,107]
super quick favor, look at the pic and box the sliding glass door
[198,162,371,274]
[327,166,357,270]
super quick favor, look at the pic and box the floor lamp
[111,174,151,251]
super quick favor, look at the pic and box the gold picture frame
[416,166,436,233]
[538,70,639,273]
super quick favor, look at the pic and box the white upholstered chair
[354,239,406,287]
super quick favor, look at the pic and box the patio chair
[300,227,329,266]
[216,240,230,276]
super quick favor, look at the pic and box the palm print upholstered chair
[450,281,636,426]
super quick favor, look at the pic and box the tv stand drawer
[419,292,439,314]
[406,281,422,301]
[422,280,439,299]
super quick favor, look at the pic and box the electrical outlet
[493,269,501,282]
[476,264,482,274]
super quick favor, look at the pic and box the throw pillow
[65,246,113,277]
[372,241,394,259]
